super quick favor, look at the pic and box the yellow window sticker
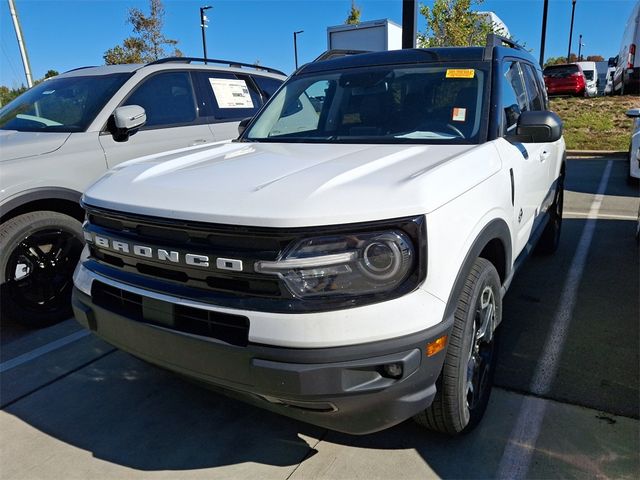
[446,69,475,79]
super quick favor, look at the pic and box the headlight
[255,230,416,298]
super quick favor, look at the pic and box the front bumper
[72,285,451,434]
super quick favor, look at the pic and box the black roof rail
[313,49,370,62]
[483,33,524,60]
[145,56,286,76]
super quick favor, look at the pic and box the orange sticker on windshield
[446,69,475,79]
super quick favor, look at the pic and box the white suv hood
[84,141,499,227]
[0,130,71,161]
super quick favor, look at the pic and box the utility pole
[578,34,583,61]
[539,0,549,66]
[7,0,33,88]
[402,0,417,49]
[293,30,303,70]
[567,0,577,63]
[200,5,212,63]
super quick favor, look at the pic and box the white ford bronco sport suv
[73,36,565,435]
[0,57,284,327]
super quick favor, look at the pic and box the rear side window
[124,72,197,128]
[252,75,283,99]
[522,64,544,111]
[501,61,527,133]
[193,71,262,121]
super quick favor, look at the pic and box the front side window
[501,62,527,133]
[0,73,131,132]
[245,63,488,144]
[124,71,196,128]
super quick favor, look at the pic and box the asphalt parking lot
[1,157,638,480]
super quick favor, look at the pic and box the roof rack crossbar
[483,33,524,60]
[145,57,286,76]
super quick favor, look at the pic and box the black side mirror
[238,117,252,137]
[515,110,563,143]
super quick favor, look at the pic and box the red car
[543,63,587,96]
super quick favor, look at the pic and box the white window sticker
[452,107,467,122]
[209,78,254,109]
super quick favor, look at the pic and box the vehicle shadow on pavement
[1,343,518,478]
[3,351,324,472]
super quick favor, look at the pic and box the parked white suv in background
[0,57,285,328]
[575,61,598,97]
[73,37,565,435]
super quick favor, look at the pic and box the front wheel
[0,211,84,328]
[414,257,501,434]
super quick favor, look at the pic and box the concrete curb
[566,150,627,158]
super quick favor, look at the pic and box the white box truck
[327,19,402,52]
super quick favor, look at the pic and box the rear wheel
[0,211,84,328]
[414,258,501,434]
[536,169,565,255]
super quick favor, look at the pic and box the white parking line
[0,329,90,374]
[496,160,613,480]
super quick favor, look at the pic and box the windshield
[0,73,131,132]
[582,71,594,80]
[244,63,488,144]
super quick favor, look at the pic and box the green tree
[0,72,58,106]
[586,55,604,62]
[544,54,577,67]
[417,0,496,48]
[104,0,182,64]
[346,1,361,25]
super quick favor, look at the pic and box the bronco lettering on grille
[86,233,243,272]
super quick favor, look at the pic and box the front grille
[82,204,426,313]
[92,282,250,346]
[85,206,290,299]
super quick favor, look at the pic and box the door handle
[539,150,550,162]
[191,139,208,146]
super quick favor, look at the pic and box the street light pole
[200,5,212,63]
[539,0,549,66]
[567,0,577,63]
[293,30,303,70]
[578,34,583,61]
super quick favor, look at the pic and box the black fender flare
[0,187,82,220]
[442,218,512,325]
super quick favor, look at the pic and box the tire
[627,143,639,186]
[536,168,565,255]
[414,257,501,435]
[0,211,84,328]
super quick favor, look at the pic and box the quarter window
[252,75,283,99]
[124,72,197,128]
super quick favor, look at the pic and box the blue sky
[0,0,637,87]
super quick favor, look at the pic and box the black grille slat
[93,283,143,321]
[91,282,249,346]
[86,208,288,298]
